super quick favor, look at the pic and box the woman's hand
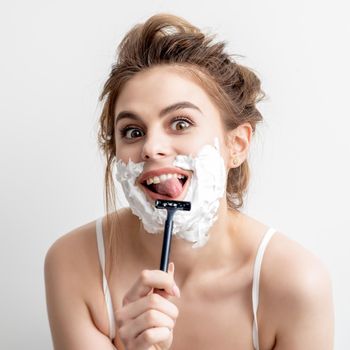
[115,262,181,350]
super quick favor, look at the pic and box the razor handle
[159,209,175,272]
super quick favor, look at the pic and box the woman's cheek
[116,145,142,163]
[178,136,219,157]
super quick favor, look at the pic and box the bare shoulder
[44,208,132,274]
[44,211,131,349]
[45,219,97,273]
[262,232,332,299]
[260,232,334,349]
[44,218,103,349]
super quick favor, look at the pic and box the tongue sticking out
[153,178,183,198]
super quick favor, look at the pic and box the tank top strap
[96,217,116,341]
[252,227,276,350]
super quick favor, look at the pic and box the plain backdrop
[1,0,349,349]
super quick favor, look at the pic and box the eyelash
[171,115,194,129]
[119,124,143,139]
[119,115,195,140]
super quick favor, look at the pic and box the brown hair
[97,13,264,265]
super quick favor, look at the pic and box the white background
[1,0,349,349]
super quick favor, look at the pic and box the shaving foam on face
[115,138,227,248]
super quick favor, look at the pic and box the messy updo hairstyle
[97,13,264,254]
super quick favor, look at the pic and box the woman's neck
[128,203,244,289]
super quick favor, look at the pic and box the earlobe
[232,156,240,167]
[227,123,252,168]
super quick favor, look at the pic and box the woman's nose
[141,132,171,160]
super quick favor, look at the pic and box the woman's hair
[97,13,264,263]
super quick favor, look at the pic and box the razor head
[155,199,191,211]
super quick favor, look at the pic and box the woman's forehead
[115,66,219,117]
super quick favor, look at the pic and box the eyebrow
[115,101,202,124]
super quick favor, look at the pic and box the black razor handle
[159,210,175,272]
[155,200,191,273]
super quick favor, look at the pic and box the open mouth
[139,170,189,200]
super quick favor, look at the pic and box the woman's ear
[226,123,252,168]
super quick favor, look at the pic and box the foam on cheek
[171,138,227,247]
[115,138,227,248]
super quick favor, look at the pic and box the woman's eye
[122,127,144,139]
[171,119,191,131]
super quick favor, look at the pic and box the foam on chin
[115,138,227,248]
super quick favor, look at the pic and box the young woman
[44,13,334,350]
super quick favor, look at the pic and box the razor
[155,199,191,272]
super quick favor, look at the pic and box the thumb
[154,262,177,299]
[168,262,181,298]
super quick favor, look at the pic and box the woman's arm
[270,240,334,349]
[275,261,334,349]
[44,235,116,350]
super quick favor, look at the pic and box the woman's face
[114,65,231,201]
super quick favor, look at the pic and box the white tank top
[95,217,276,350]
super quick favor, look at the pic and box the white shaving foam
[115,138,226,248]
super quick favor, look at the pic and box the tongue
[153,178,183,198]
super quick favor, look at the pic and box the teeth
[153,176,160,184]
[160,174,168,182]
[144,173,186,186]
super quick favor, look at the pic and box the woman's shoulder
[46,208,132,257]
[260,230,333,334]
[44,218,101,296]
[262,231,331,294]
[45,218,98,267]
[44,210,134,346]
[44,209,132,283]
